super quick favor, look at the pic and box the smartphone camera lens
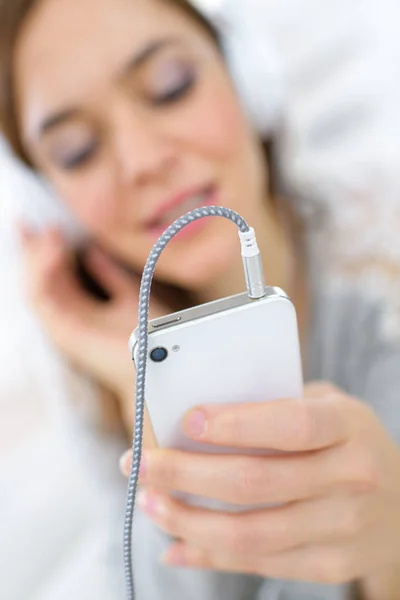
[150,347,168,363]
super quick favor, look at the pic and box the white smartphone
[129,287,303,509]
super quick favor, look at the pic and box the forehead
[14,0,200,136]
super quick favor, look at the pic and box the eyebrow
[36,37,180,138]
[38,108,80,136]
[120,37,180,76]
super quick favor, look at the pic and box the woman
[1,0,400,599]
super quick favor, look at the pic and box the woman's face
[15,0,268,289]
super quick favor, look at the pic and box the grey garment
[132,287,400,600]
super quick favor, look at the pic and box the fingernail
[118,450,131,475]
[184,409,207,439]
[119,451,147,481]
[137,490,166,518]
[17,221,33,243]
[48,227,63,246]
[163,545,187,567]
[139,454,148,481]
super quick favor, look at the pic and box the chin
[118,217,240,293]
[156,226,238,292]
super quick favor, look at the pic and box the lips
[145,186,215,232]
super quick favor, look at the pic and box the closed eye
[59,141,100,170]
[151,76,196,106]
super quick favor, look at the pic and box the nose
[112,99,177,187]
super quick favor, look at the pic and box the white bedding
[0,142,127,599]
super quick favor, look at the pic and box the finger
[84,245,138,299]
[19,226,71,298]
[21,227,100,314]
[182,391,351,451]
[119,410,158,457]
[21,227,65,287]
[19,228,110,354]
[163,541,358,584]
[131,446,353,505]
[23,229,91,317]
[136,489,357,557]
[17,220,37,245]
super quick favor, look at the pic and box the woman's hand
[121,383,400,590]
[18,224,165,433]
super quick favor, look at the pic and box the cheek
[175,79,248,162]
[179,81,266,209]
[53,166,119,234]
